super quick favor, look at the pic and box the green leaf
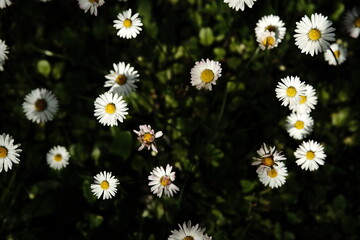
[199,27,214,46]
[240,179,256,193]
[109,130,132,160]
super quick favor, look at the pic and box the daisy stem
[328,46,339,66]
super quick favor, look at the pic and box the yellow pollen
[268,168,278,178]
[265,25,276,32]
[142,133,154,144]
[160,176,171,186]
[262,156,274,167]
[183,237,194,240]
[123,19,132,28]
[100,180,109,190]
[294,120,305,129]
[0,146,8,158]
[116,74,127,85]
[355,17,360,28]
[54,154,62,162]
[306,151,315,160]
[105,103,116,114]
[308,28,321,41]
[262,36,275,47]
[333,50,340,59]
[200,69,215,83]
[286,86,297,97]
[89,0,99,3]
[299,95,307,104]
[34,99,48,111]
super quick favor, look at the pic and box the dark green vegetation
[1,0,360,239]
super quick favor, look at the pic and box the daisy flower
[257,30,278,50]
[0,133,21,173]
[223,0,256,11]
[344,7,360,38]
[22,88,59,124]
[190,58,222,91]
[294,13,336,56]
[0,0,11,9]
[104,62,139,97]
[0,39,9,71]
[286,112,314,140]
[252,143,286,167]
[46,146,70,170]
[78,0,105,16]
[90,171,119,200]
[113,9,143,39]
[294,140,326,171]
[255,14,286,43]
[275,76,306,109]
[133,124,163,153]
[324,43,347,66]
[148,164,179,198]
[257,162,288,188]
[168,221,206,240]
[94,92,128,127]
[292,84,318,114]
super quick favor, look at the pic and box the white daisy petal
[168,221,207,240]
[134,124,163,153]
[0,133,22,173]
[91,171,119,199]
[294,140,326,171]
[286,112,314,140]
[46,146,70,170]
[275,76,306,109]
[190,59,222,91]
[223,0,256,11]
[324,43,347,66]
[113,9,143,39]
[344,7,360,38]
[148,164,179,198]
[78,0,105,16]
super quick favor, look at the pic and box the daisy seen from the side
[223,0,256,11]
[255,14,286,43]
[46,146,70,170]
[294,140,326,171]
[190,58,222,91]
[275,76,306,109]
[104,62,139,97]
[168,221,207,240]
[252,143,286,167]
[94,92,128,127]
[0,133,21,173]
[292,84,318,114]
[257,162,288,189]
[22,88,59,124]
[78,0,104,16]
[344,7,360,38]
[294,13,336,56]
[324,43,347,66]
[0,39,9,71]
[286,112,314,140]
[0,0,11,9]
[257,30,278,50]
[148,164,179,198]
[90,171,119,200]
[113,9,143,39]
[133,124,163,153]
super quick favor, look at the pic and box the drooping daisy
[257,30,278,50]
[148,164,179,198]
[252,143,286,167]
[223,0,256,11]
[294,140,326,171]
[255,14,286,43]
[0,133,21,173]
[133,124,163,153]
[46,146,70,170]
[190,58,222,91]
[113,9,143,39]
[94,92,128,127]
[0,39,9,71]
[0,0,11,9]
[257,162,288,188]
[294,13,336,56]
[324,43,347,66]
[292,84,318,114]
[275,76,306,109]
[104,62,139,97]
[22,88,59,124]
[78,0,105,16]
[168,221,206,240]
[90,171,119,200]
[344,7,360,38]
[286,112,314,140]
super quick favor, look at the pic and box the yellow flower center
[0,146,8,158]
[160,176,171,186]
[265,25,276,32]
[116,74,127,85]
[89,0,99,3]
[286,86,297,97]
[100,180,109,190]
[299,95,307,104]
[123,19,132,28]
[54,154,62,162]
[261,156,274,167]
[262,36,275,47]
[355,17,360,28]
[294,120,304,129]
[333,50,340,59]
[142,133,154,144]
[267,168,278,178]
[306,151,315,160]
[105,103,116,114]
[308,28,321,41]
[35,99,48,111]
[183,237,194,240]
[200,69,215,83]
